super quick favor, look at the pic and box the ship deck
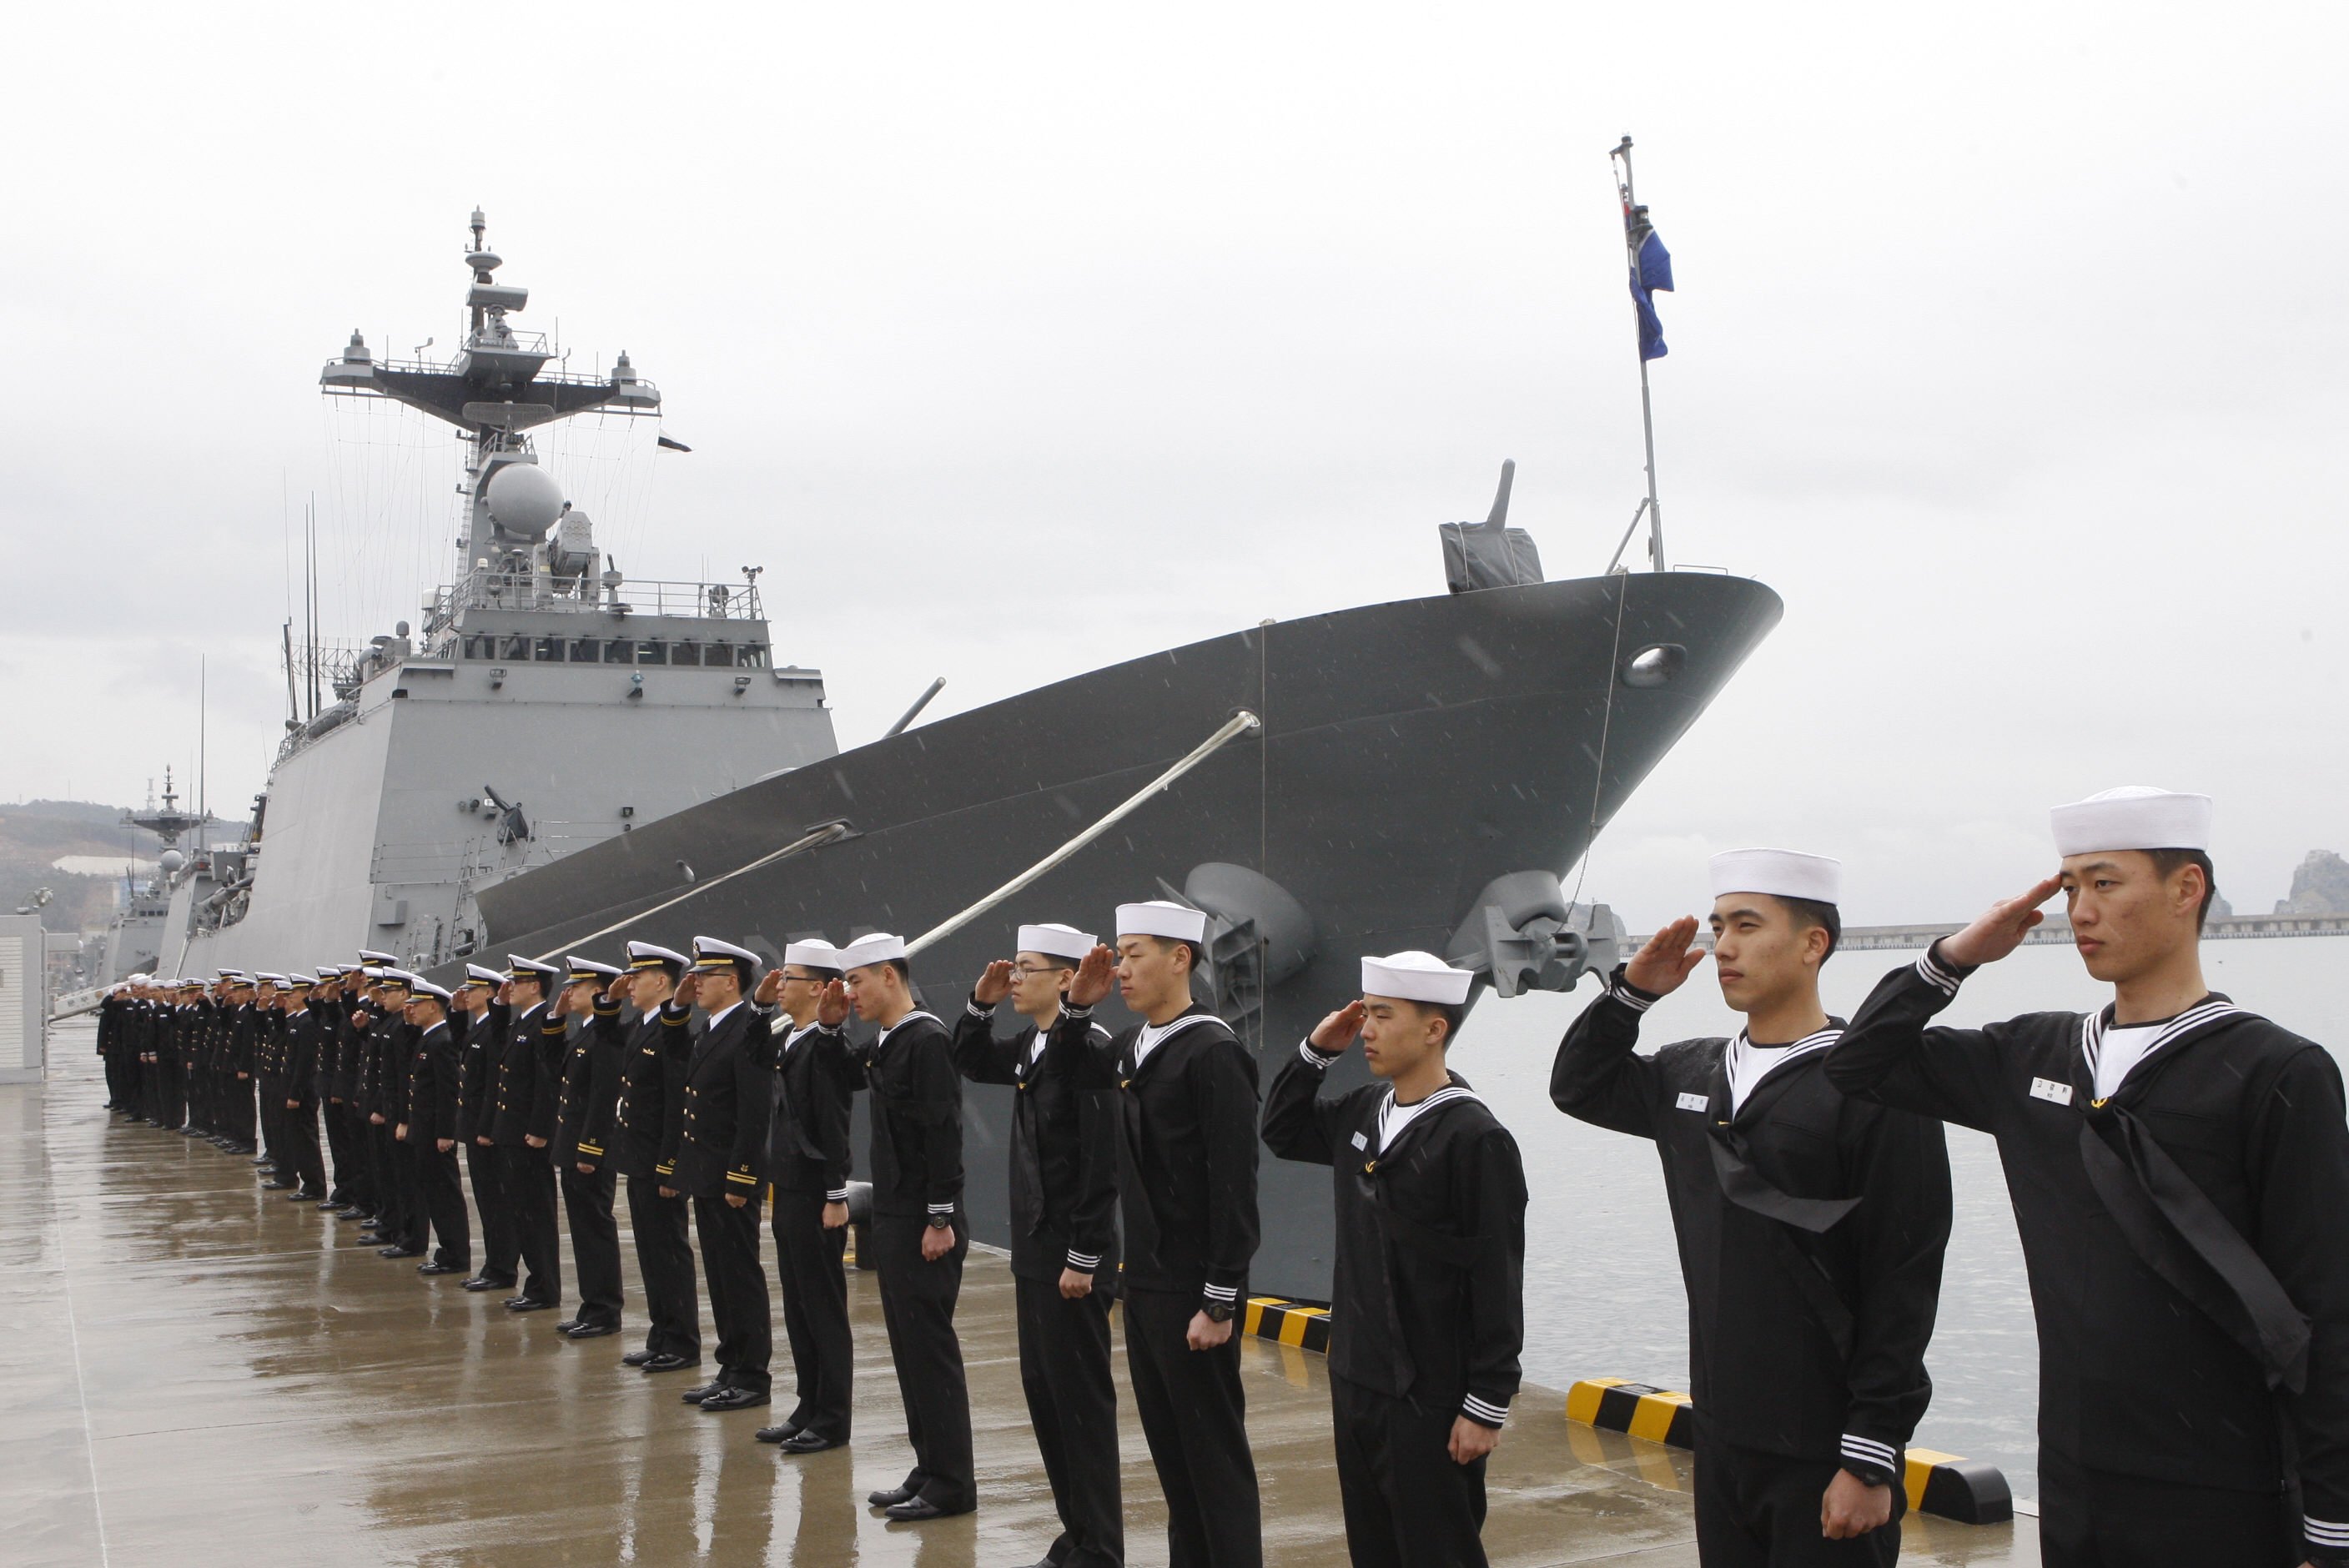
[8,1027,2037,1566]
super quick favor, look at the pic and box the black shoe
[332,1206,369,1220]
[867,1486,918,1509]
[883,1497,966,1522]
[566,1321,620,1341]
[755,1422,804,1445]
[641,1353,699,1374]
[260,1179,297,1191]
[554,1319,581,1334]
[289,1189,325,1202]
[778,1430,845,1455]
[505,1296,559,1312]
[417,1261,466,1277]
[378,1244,425,1259]
[463,1274,516,1292]
[699,1387,769,1413]
[250,1153,274,1165]
[682,1380,726,1405]
[621,1349,656,1368]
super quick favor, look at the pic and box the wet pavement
[8,1025,2036,1565]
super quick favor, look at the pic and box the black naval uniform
[1554,971,1953,1567]
[279,1003,329,1196]
[613,997,698,1364]
[325,999,370,1213]
[456,1000,517,1285]
[763,1015,858,1440]
[866,1007,975,1513]
[953,998,1122,1561]
[1828,946,2349,1568]
[556,993,626,1332]
[1265,1044,1529,1568]
[666,998,773,1396]
[1056,1000,1263,1568]
[362,1006,420,1247]
[407,1018,471,1271]
[97,992,126,1109]
[226,999,259,1153]
[492,1000,565,1307]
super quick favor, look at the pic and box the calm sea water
[1454,932,2349,1507]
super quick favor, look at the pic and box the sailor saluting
[1828,788,2349,1568]
[1553,850,1953,1565]
[1262,949,1528,1568]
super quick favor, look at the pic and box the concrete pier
[4,1026,2036,1565]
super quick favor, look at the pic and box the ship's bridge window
[604,639,634,665]
[635,641,668,666]
[534,637,565,662]
[672,643,702,667]
[461,636,489,661]
[569,637,601,663]
[501,635,532,661]
[741,645,768,669]
[703,643,735,668]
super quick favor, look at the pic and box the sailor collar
[876,1010,942,1046]
[2074,994,2247,1109]
[1366,1078,1482,1164]
[1723,1023,1844,1115]
[1122,1009,1225,1080]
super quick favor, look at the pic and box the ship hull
[472,570,1779,1299]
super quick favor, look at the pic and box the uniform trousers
[322,1102,359,1203]
[378,1121,422,1245]
[159,1060,184,1128]
[332,1105,374,1209]
[257,1078,281,1164]
[466,1140,518,1282]
[873,1213,973,1511]
[1331,1373,1487,1568]
[560,1162,622,1328]
[411,1138,470,1269]
[692,1192,771,1394]
[281,1101,327,1194]
[228,1073,255,1151]
[627,1175,700,1359]
[1017,1274,1122,1565]
[1693,1435,1901,1566]
[771,1189,852,1438]
[2035,1447,2297,1568]
[501,1144,561,1304]
[1124,1286,1261,1568]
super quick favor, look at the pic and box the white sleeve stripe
[2306,1517,2349,1543]
[1066,1251,1100,1269]
[1841,1435,1899,1464]
[1461,1395,1511,1422]
[1299,1038,1337,1068]
[965,1001,991,1018]
[1913,950,1962,996]
[1605,980,1657,1013]
[1200,1283,1238,1300]
[825,1189,850,1201]
[927,1202,957,1213]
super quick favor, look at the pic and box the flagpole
[1612,136,1666,572]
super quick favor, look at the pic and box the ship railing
[438,570,766,621]
[327,355,646,394]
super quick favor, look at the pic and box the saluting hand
[973,959,1014,1007]
[816,978,850,1029]
[1069,945,1117,1008]
[1939,874,2064,968]
[1310,999,1366,1053]
[1624,917,1708,997]
[752,969,786,1006]
[673,972,703,1010]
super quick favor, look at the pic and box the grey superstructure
[165,212,838,978]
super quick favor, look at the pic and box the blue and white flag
[1625,205,1673,361]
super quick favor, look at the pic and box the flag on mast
[1625,202,1673,361]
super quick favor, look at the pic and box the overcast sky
[3,2,2341,927]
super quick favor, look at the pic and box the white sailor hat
[627,941,690,972]
[565,955,624,983]
[506,955,561,983]
[1017,923,1095,962]
[2050,786,2212,857]
[1117,900,1207,943]
[834,932,907,969]
[782,938,843,971]
[409,979,454,1003]
[1708,848,1843,907]
[463,963,505,987]
[359,948,398,966]
[690,937,762,974]
[1361,950,1476,1006]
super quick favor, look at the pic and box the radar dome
[485,463,564,540]
[158,849,186,874]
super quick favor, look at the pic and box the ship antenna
[1609,135,1667,573]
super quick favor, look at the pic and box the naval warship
[120,211,1780,1299]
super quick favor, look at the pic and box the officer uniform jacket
[453,1002,508,1144]
[556,997,625,1173]
[1828,946,2349,1561]
[663,1001,772,1201]
[952,999,1118,1284]
[1552,969,1952,1485]
[406,1019,464,1143]
[611,1007,687,1183]
[490,1002,558,1148]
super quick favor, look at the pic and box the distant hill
[0,800,160,933]
[2276,850,2349,917]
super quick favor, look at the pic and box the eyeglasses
[1009,963,1069,978]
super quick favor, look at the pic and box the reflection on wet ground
[7,1028,2035,1565]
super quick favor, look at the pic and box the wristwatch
[1202,1299,1235,1324]
[927,1215,952,1231]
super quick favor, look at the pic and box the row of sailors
[90,785,2349,1568]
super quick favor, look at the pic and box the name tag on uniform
[1350,1131,1368,1150]
[1676,1092,1709,1113]
[2029,1077,2074,1106]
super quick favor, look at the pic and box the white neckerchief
[1025,1010,1062,1064]
[2085,998,2242,1100]
[1724,1025,1843,1113]
[877,1010,941,1046]
[783,1018,822,1053]
[1377,1083,1479,1153]
[1134,1013,1205,1067]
